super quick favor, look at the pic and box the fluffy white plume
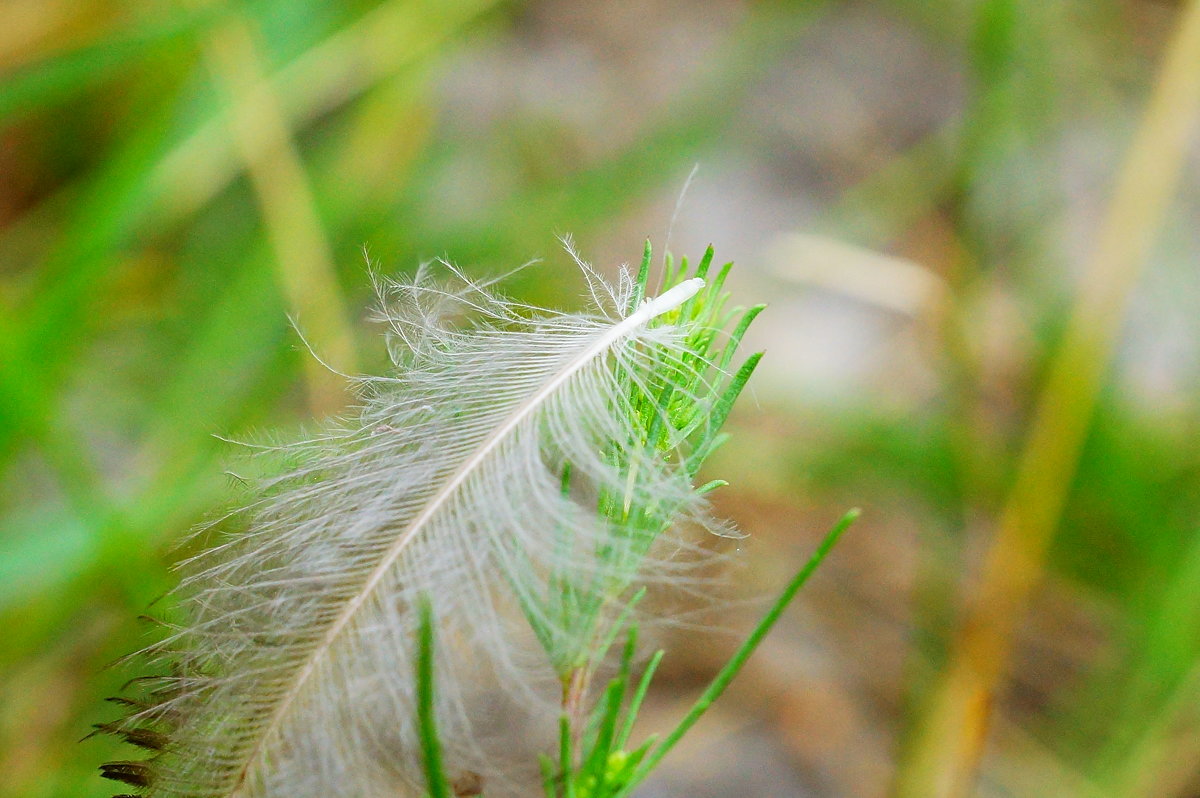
[106,261,734,798]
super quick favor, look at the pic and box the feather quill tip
[637,277,704,321]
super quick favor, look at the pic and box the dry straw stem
[895,2,1200,795]
[201,7,357,415]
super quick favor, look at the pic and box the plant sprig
[415,510,857,797]
[414,246,854,798]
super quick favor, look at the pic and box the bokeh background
[4,0,1200,796]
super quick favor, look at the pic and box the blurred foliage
[2,0,1200,796]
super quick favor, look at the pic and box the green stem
[416,600,452,798]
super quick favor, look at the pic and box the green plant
[407,244,857,797]
[415,510,855,798]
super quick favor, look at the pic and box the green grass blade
[617,649,663,749]
[614,509,859,796]
[717,304,766,373]
[628,239,653,313]
[416,600,452,798]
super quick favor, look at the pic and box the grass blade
[614,509,859,796]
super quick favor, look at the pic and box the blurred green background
[3,0,1200,796]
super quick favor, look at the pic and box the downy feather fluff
[102,254,744,798]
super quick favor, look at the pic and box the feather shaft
[225,277,704,796]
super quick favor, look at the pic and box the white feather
[117,263,730,798]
